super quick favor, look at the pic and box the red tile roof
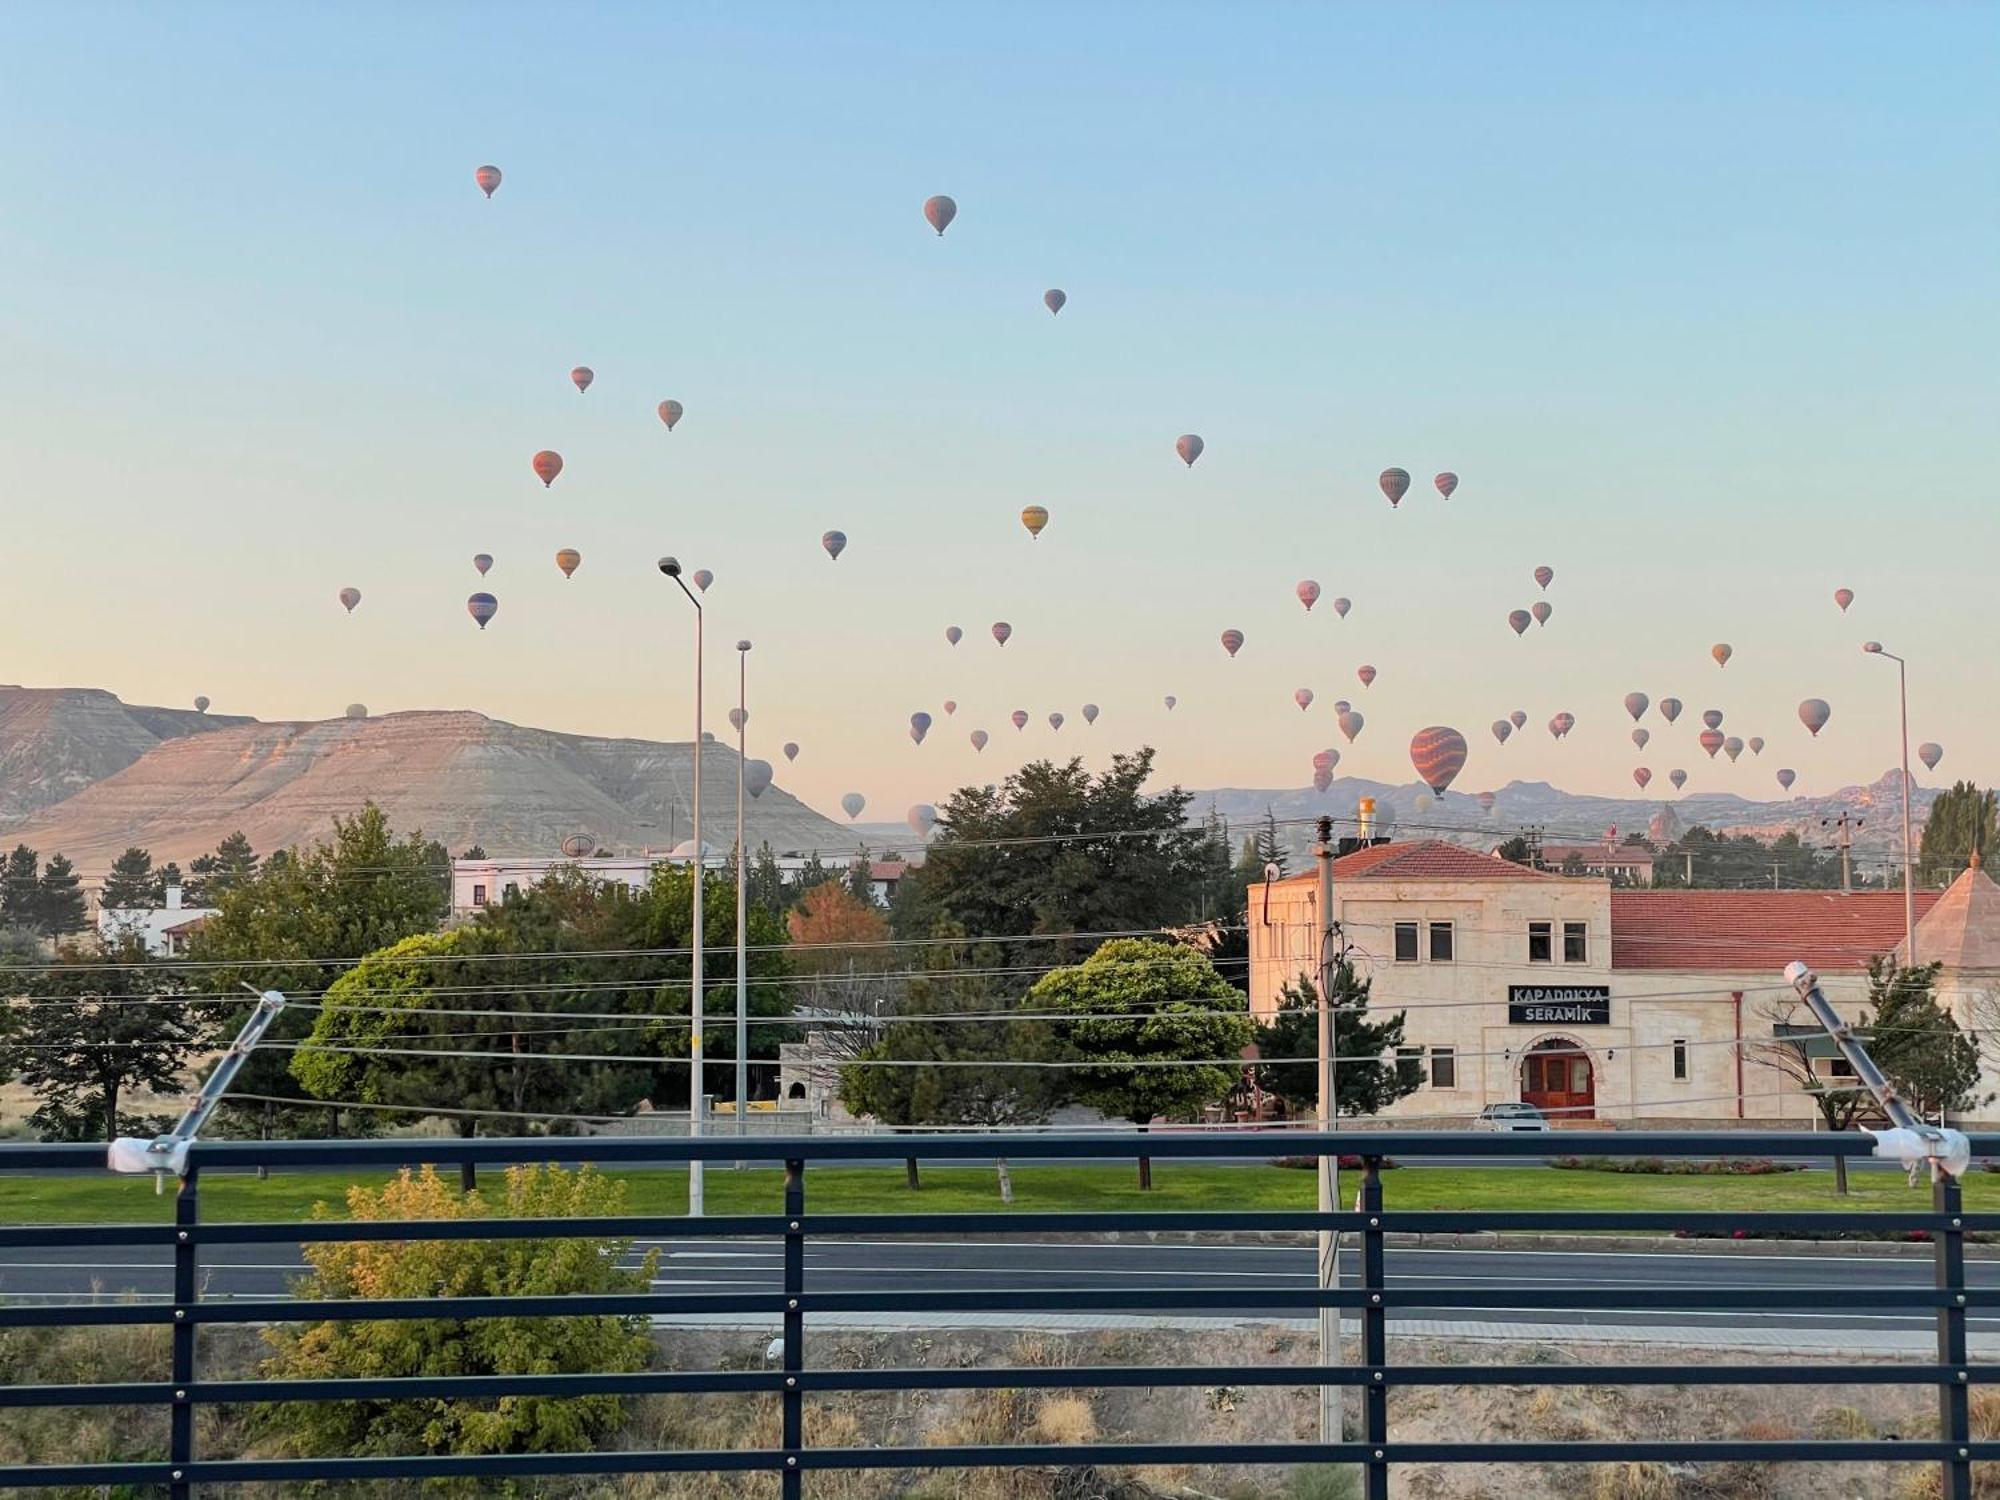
[1610,889,1943,973]
[1332,840,1561,882]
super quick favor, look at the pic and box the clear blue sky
[1,2,1993,819]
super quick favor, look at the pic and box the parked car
[1478,1102,1551,1133]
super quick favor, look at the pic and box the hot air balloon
[909,712,932,745]
[1081,703,1099,725]
[1296,579,1321,612]
[1723,736,1744,763]
[532,450,563,487]
[473,553,493,576]
[1711,643,1732,668]
[841,792,866,820]
[992,621,1013,646]
[1220,629,1244,657]
[1478,791,1496,812]
[1163,695,1177,710]
[1693,710,1720,733]
[1375,468,1410,509]
[338,587,361,614]
[1546,717,1563,741]
[1747,736,1765,755]
[745,760,774,798]
[1176,434,1204,467]
[783,742,800,762]
[474,165,501,197]
[1798,698,1831,737]
[1919,742,1944,771]
[942,700,957,717]
[555,548,581,578]
[1011,710,1029,731]
[821,530,847,560]
[658,400,684,431]
[1434,472,1458,500]
[193,696,210,713]
[1312,768,1333,793]
[1632,728,1650,750]
[970,729,989,751]
[1338,709,1364,743]
[1699,729,1724,758]
[923,195,957,235]
[1633,768,1653,790]
[1294,688,1314,712]
[346,703,367,719]
[691,569,713,593]
[1331,597,1352,619]
[1333,700,1351,716]
[1502,711,1522,731]
[730,705,750,733]
[1534,565,1554,590]
[1312,749,1339,772]
[1659,698,1682,724]
[1531,601,1552,627]
[1776,768,1797,791]
[467,592,498,630]
[945,625,963,646]
[1021,505,1049,539]
[1048,712,1065,731]
[1507,609,1531,636]
[908,804,937,836]
[1409,726,1468,795]
[1556,712,1576,737]
[1491,719,1513,745]
[1669,769,1688,790]
[1834,588,1854,613]
[1357,665,1377,688]
[570,366,593,393]
[1044,289,1066,315]
[1624,693,1650,721]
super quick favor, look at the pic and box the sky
[1,2,1994,824]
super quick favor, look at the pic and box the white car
[1478,1102,1552,1133]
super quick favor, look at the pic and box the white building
[96,886,217,957]
[450,853,909,917]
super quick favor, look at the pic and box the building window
[1428,921,1454,962]
[1562,920,1588,963]
[472,884,488,907]
[504,881,520,900]
[1394,921,1420,963]
[1672,1038,1688,1081]
[1430,1046,1457,1089]
[1527,921,1552,963]
[1819,1057,1857,1079]
[1396,1046,1424,1087]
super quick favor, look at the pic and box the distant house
[96,886,216,957]
[450,852,912,918]
[1524,840,1657,885]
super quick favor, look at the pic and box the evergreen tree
[748,843,789,919]
[1868,958,1983,1119]
[459,844,488,861]
[845,846,877,907]
[1,845,41,928]
[1254,962,1421,1118]
[1919,783,1997,886]
[37,855,88,936]
[152,861,185,902]
[101,847,157,910]
[187,831,258,904]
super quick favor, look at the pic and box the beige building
[1248,840,1970,1127]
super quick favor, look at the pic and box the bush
[1270,1155,1399,1171]
[1548,1155,1802,1176]
[256,1164,659,1465]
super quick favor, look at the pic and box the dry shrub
[1012,1333,1076,1369]
[1812,1404,1874,1440]
[1032,1395,1099,1446]
[1736,1418,1798,1442]
[1974,1388,2000,1439]
[1590,1461,1678,1500]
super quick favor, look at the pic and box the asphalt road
[1,1235,1987,1340]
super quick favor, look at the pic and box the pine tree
[186,831,258,905]
[37,855,88,936]
[845,845,877,907]
[152,861,185,902]
[1919,783,1997,886]
[1255,961,1422,1117]
[101,847,157,910]
[1868,958,1983,1118]
[1,845,41,927]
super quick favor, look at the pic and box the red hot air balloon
[532,450,563,487]
[1011,709,1029,731]
[1379,468,1410,508]
[1409,726,1468,795]
[467,592,498,630]
[1669,769,1688,790]
[1176,434,1204,467]
[1624,693,1650,721]
[1633,768,1652,790]
[555,548,581,578]
[570,367,593,393]
[1776,768,1797,791]
[1312,749,1338,772]
[1507,609,1531,636]
[1331,597,1351,618]
[1044,289,1066,315]
[1919,742,1944,771]
[923,195,957,235]
[1659,698,1682,724]
[658,400,684,430]
[1798,698,1831,737]
[1534,565,1554,590]
[1699,729,1725,758]
[1711,643,1733,667]
[1531,601,1552,627]
[1702,709,1724,731]
[1357,665,1377,688]
[1834,587,1854,613]
[474,165,502,197]
[992,621,1012,646]
[1491,719,1512,744]
[1220,629,1244,657]
[1434,472,1458,500]
[1296,579,1321,611]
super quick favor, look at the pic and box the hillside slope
[0,686,252,823]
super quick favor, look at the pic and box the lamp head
[658,556,682,578]
[1263,861,1280,884]
[736,639,751,652]
[1862,641,1882,654]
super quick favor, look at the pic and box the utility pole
[1822,812,1861,894]
[1312,815,1344,1442]
[659,557,706,1217]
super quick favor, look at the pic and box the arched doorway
[1521,1037,1594,1121]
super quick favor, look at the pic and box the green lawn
[0,1160,1986,1226]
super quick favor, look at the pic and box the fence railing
[0,1130,1993,1500]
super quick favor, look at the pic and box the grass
[0,1158,1987,1225]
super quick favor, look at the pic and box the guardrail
[0,1130,1992,1499]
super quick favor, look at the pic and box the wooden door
[1521,1046,1595,1121]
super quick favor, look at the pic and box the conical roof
[1902,854,2000,972]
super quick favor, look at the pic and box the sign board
[1508,984,1611,1026]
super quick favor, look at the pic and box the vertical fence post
[1936,1168,1971,1500]
[1360,1156,1388,1500]
[783,1158,805,1500]
[170,1166,199,1500]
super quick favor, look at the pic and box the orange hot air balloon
[555,548,581,579]
[923,195,957,235]
[532,450,563,487]
[570,366,593,393]
[1379,468,1411,508]
[657,400,684,430]
[1409,725,1468,795]
[1176,434,1204,467]
[1834,587,1854,613]
[1020,505,1049,538]
[1711,643,1733,667]
[474,165,502,198]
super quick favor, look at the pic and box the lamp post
[659,557,706,1216]
[1862,641,1916,963]
[734,639,751,1147]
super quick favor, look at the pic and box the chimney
[165,886,182,912]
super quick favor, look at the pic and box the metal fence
[0,1129,1994,1499]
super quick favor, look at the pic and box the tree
[1241,808,1289,879]
[1254,963,1421,1119]
[5,939,206,1141]
[844,845,878,908]
[256,1165,656,1465]
[459,844,488,860]
[1028,937,1254,1189]
[36,855,87,936]
[1493,835,1536,869]
[1920,782,1997,886]
[100,847,157,910]
[1868,958,1982,1120]
[152,861,185,902]
[185,831,258,905]
[788,881,893,1013]
[1748,1000,1874,1195]
[748,842,789,919]
[1,845,41,928]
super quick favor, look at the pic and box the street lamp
[659,556,706,1216]
[734,639,751,1146]
[1862,641,1916,963]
